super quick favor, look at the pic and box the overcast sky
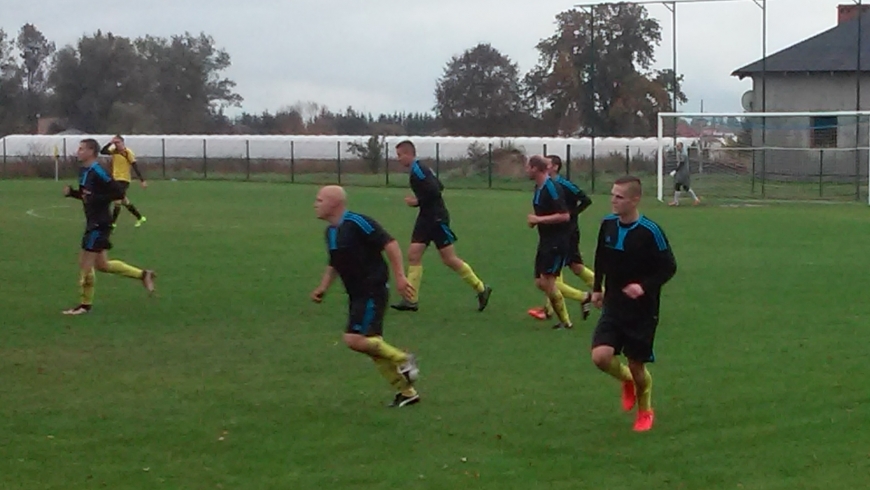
[0,0,855,117]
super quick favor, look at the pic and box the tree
[15,24,55,130]
[0,29,23,134]
[525,5,685,136]
[434,43,526,136]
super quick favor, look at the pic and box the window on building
[811,116,838,148]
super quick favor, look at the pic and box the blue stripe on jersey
[90,162,111,182]
[544,178,559,199]
[411,161,426,180]
[639,217,668,251]
[557,176,580,195]
[346,213,374,234]
[79,168,90,186]
[533,187,541,205]
[327,227,338,250]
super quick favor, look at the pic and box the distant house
[731,4,870,180]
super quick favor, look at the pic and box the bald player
[311,185,422,407]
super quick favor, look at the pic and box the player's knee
[591,347,613,370]
[79,272,95,287]
[342,333,368,353]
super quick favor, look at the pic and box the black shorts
[534,241,568,278]
[346,286,388,337]
[592,310,659,363]
[567,227,583,265]
[411,215,456,249]
[81,228,113,252]
[674,182,690,192]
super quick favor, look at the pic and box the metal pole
[203,138,208,179]
[566,144,572,180]
[625,145,630,174]
[819,149,824,198]
[435,142,440,179]
[336,140,341,184]
[856,0,863,201]
[290,140,295,183]
[657,114,665,202]
[246,139,251,181]
[161,138,166,179]
[384,139,390,186]
[2,137,5,178]
[590,5,596,193]
[487,142,493,188]
[761,0,767,198]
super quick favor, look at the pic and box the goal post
[656,111,870,204]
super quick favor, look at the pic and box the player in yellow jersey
[100,135,147,227]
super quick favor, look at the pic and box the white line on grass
[25,205,77,222]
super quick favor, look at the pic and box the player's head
[546,155,562,177]
[314,185,347,222]
[395,140,416,168]
[611,175,642,216]
[525,155,550,180]
[676,142,683,151]
[112,134,126,151]
[77,139,100,163]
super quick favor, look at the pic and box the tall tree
[526,5,684,136]
[434,43,526,136]
[15,24,54,130]
[0,29,23,134]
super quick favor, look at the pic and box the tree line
[0,4,686,138]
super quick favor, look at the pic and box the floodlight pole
[855,0,864,201]
[664,1,677,146]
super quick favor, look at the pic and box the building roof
[733,11,870,78]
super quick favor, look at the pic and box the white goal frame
[656,111,870,205]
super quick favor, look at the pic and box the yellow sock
[548,289,571,325]
[457,262,485,293]
[605,357,633,382]
[544,298,554,316]
[638,367,653,411]
[373,357,413,392]
[407,265,423,302]
[79,268,95,305]
[578,266,595,289]
[366,337,408,364]
[556,279,587,302]
[106,260,143,279]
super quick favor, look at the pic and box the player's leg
[91,235,156,293]
[123,195,146,227]
[111,200,123,226]
[591,316,635,411]
[392,217,429,311]
[687,186,700,205]
[435,226,492,312]
[623,322,658,431]
[64,248,97,315]
[670,182,681,206]
[554,272,591,321]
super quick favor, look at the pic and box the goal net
[656,111,870,204]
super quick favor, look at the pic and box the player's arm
[63,185,83,200]
[311,266,337,303]
[593,220,607,293]
[410,169,442,207]
[576,188,593,214]
[87,174,127,203]
[639,229,677,292]
[99,143,114,155]
[356,215,414,301]
[530,187,570,225]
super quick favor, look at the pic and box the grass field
[1,179,869,490]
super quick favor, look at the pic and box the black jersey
[554,175,592,227]
[409,160,448,221]
[326,211,394,298]
[533,177,570,244]
[66,162,125,231]
[593,214,677,318]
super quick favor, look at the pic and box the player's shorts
[592,310,659,363]
[534,240,568,278]
[411,215,456,249]
[81,228,113,252]
[346,286,389,337]
[567,227,583,265]
[674,182,690,192]
[115,181,130,201]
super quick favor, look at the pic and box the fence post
[203,138,208,179]
[761,149,766,198]
[2,137,6,178]
[590,137,596,193]
[819,149,824,198]
[435,143,440,179]
[566,144,572,181]
[246,139,251,181]
[625,145,630,175]
[384,140,390,187]
[62,139,67,178]
[161,138,166,179]
[336,141,342,184]
[751,152,756,195]
[543,143,548,157]
[487,143,493,189]
[290,140,295,183]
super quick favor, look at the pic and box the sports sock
[457,262,485,293]
[688,189,699,201]
[366,337,408,364]
[125,203,143,220]
[407,265,423,302]
[638,367,653,411]
[548,289,571,325]
[556,279,587,302]
[605,357,633,382]
[577,266,595,289]
[373,357,413,393]
[79,268,95,305]
[105,260,144,279]
[112,205,122,223]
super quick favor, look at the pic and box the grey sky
[1,0,853,118]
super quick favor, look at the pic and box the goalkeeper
[669,142,701,206]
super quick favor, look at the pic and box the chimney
[839,4,870,24]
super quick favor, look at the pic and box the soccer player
[311,185,422,407]
[669,142,700,206]
[390,140,492,313]
[590,175,677,431]
[528,155,594,322]
[100,135,148,227]
[526,155,573,330]
[62,139,156,315]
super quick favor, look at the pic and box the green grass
[1,179,868,490]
